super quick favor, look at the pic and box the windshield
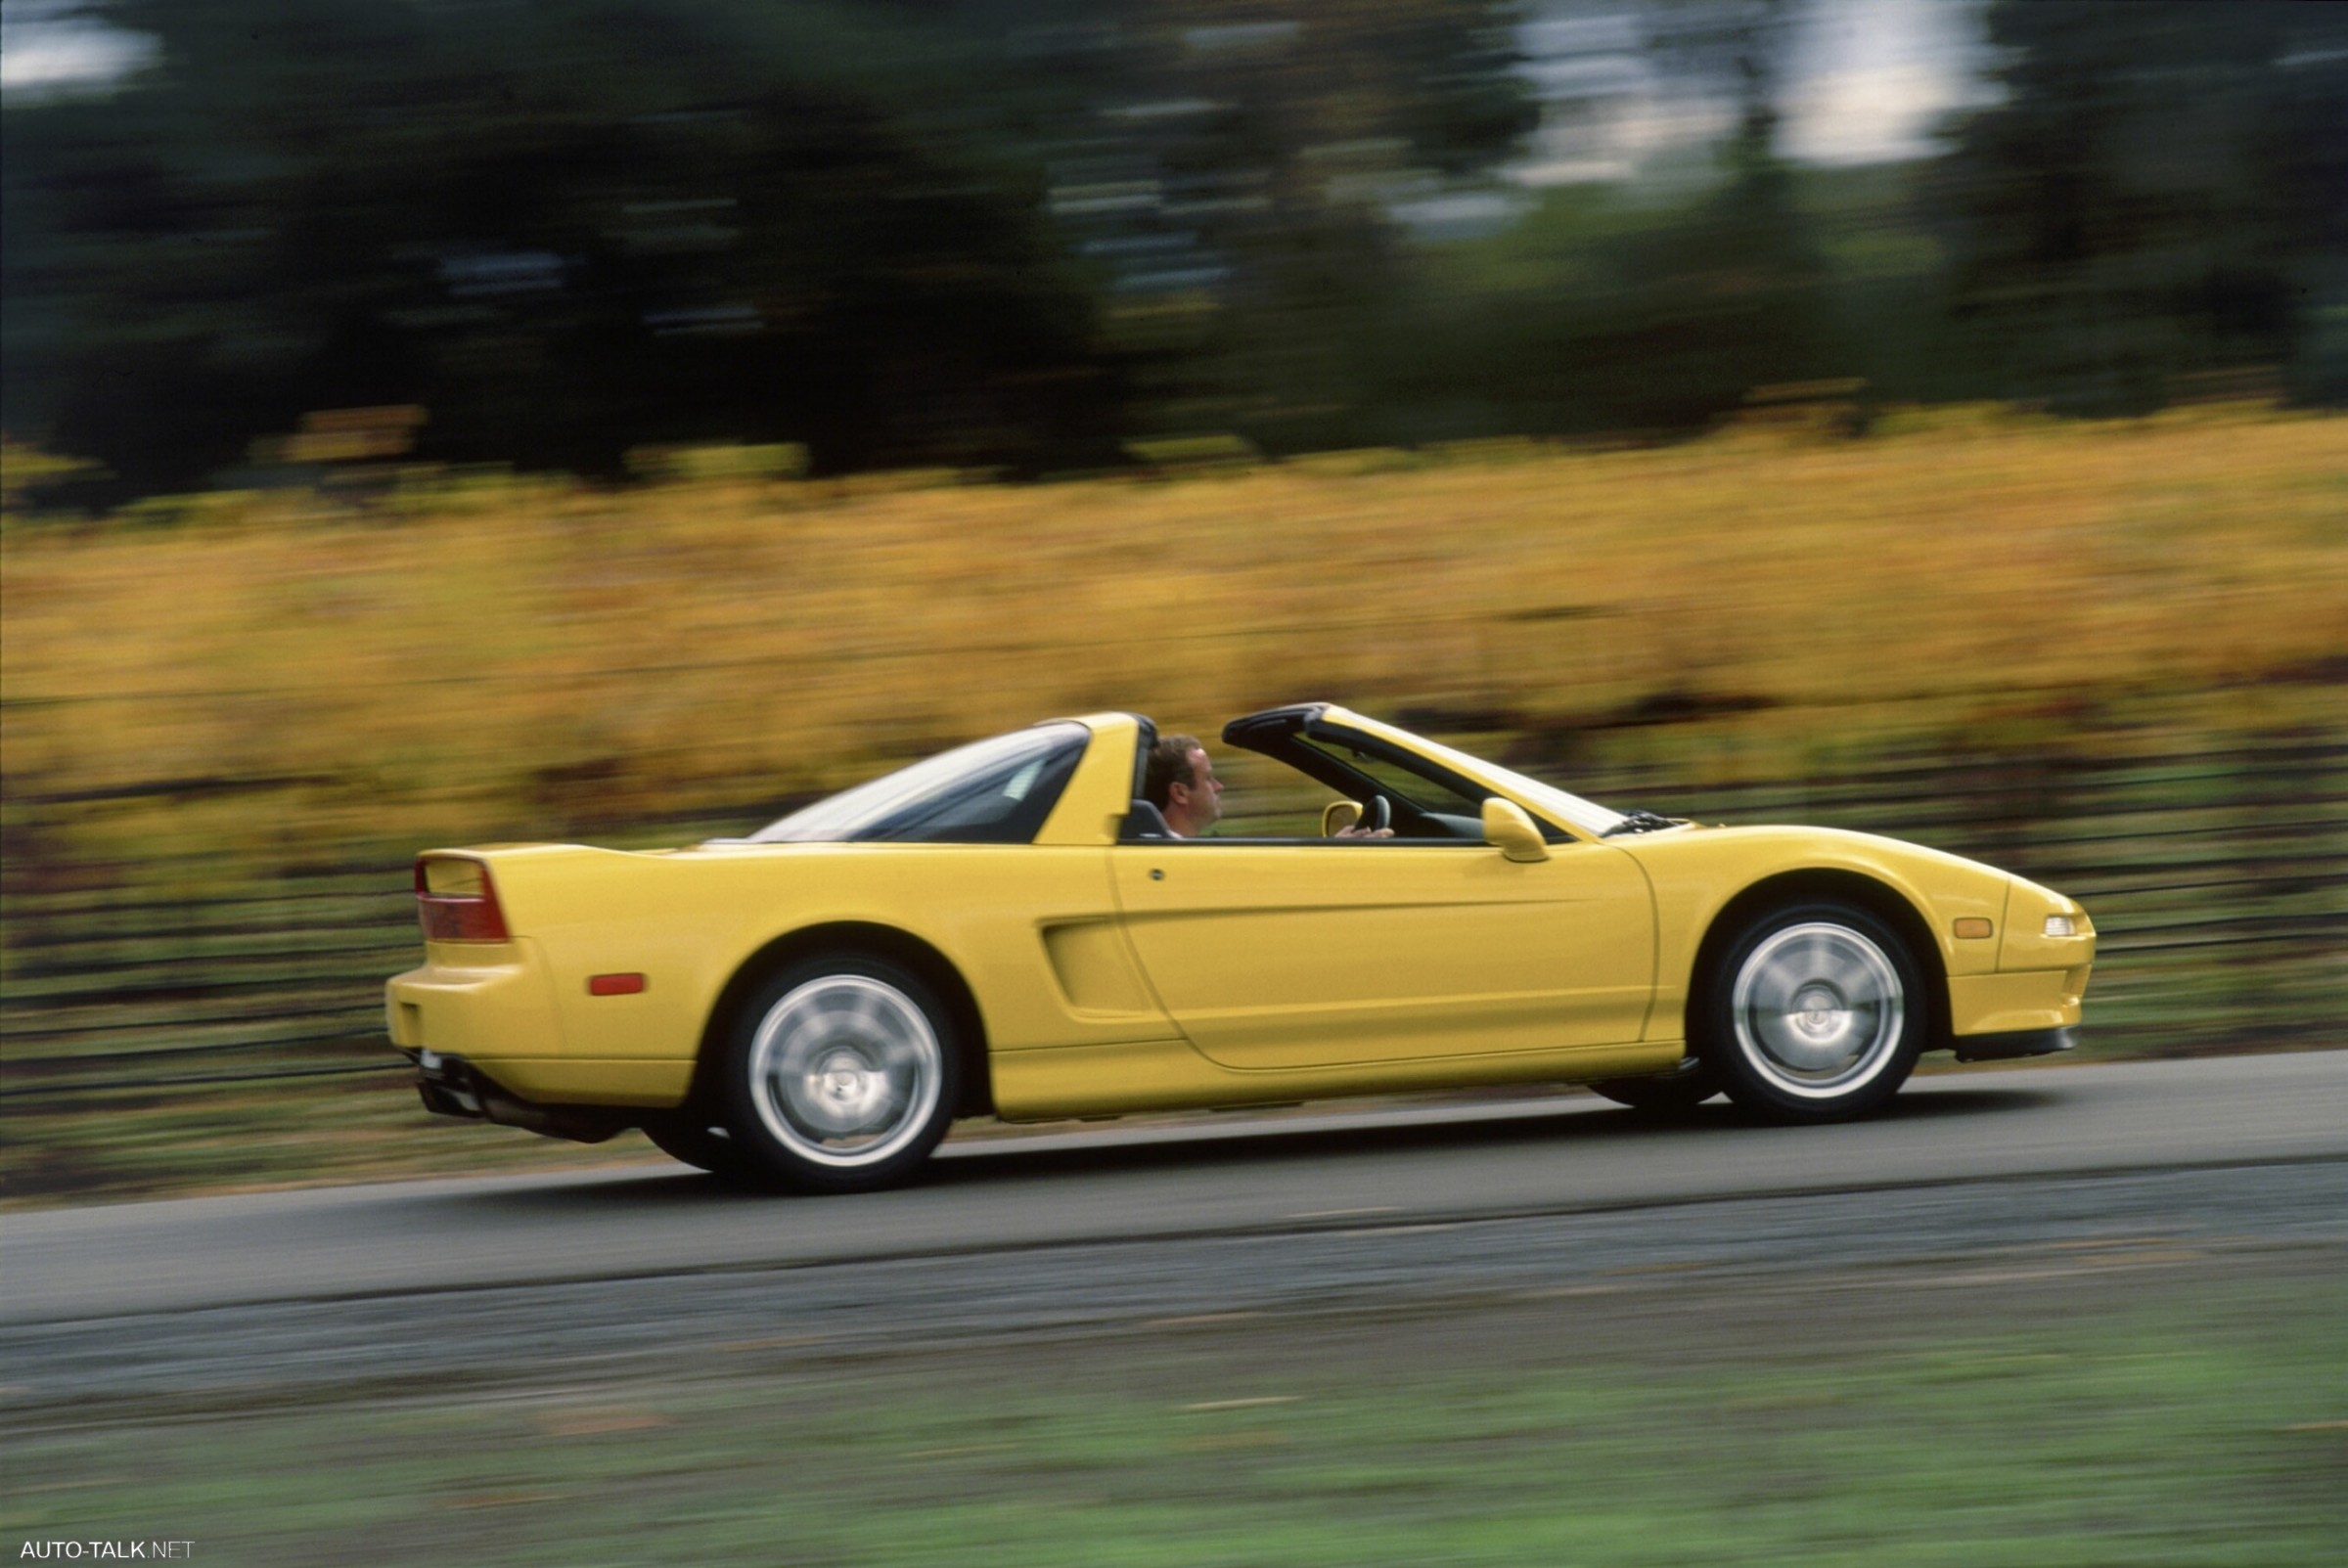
[1360,727,1627,838]
[748,722,1089,844]
[1290,732,1494,821]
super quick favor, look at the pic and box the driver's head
[1145,734,1222,835]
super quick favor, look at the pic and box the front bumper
[1947,963,2092,1038]
[1950,1025,2078,1063]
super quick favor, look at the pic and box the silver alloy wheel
[1728,921,1907,1099]
[745,974,944,1168]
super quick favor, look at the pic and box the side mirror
[1481,798,1551,863]
[1321,799,1363,838]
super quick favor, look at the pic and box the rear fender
[689,922,996,1120]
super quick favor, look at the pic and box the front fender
[1614,825,2012,1042]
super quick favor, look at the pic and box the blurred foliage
[6,2,2343,496]
[3,412,2343,1198]
[0,0,1536,493]
[2,0,1137,488]
[1935,0,2348,412]
[7,409,2343,854]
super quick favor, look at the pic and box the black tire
[716,952,961,1193]
[1588,1057,1725,1112]
[641,1113,750,1180]
[1698,899,1924,1123]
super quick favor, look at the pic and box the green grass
[7,1278,2343,1565]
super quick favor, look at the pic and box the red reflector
[589,973,647,996]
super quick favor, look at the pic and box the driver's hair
[1143,735,1204,811]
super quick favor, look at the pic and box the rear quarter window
[751,724,1090,845]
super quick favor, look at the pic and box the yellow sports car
[386,704,2094,1191]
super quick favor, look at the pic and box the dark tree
[3,0,1542,494]
[1935,0,2348,410]
[3,1,1125,490]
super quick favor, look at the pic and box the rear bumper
[412,1049,632,1144]
[390,944,693,1111]
[386,941,565,1060]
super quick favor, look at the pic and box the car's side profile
[386,704,2095,1190]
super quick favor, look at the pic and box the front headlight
[2043,915,2077,938]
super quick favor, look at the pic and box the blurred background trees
[4,0,2344,496]
[1935,0,2348,411]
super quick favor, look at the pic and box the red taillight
[415,857,511,943]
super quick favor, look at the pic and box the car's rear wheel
[718,954,960,1193]
[1700,900,1922,1122]
[1588,1056,1724,1112]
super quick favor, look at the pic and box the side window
[858,732,1087,844]
[751,723,1089,844]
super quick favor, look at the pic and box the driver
[1144,734,1391,838]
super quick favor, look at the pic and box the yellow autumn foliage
[4,405,2342,866]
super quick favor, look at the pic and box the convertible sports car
[386,704,2094,1191]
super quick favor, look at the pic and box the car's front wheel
[717,954,960,1193]
[1699,901,1923,1122]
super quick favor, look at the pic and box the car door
[1106,837,1654,1070]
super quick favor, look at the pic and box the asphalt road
[6,1053,2344,1325]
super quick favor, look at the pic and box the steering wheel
[1359,795,1391,835]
